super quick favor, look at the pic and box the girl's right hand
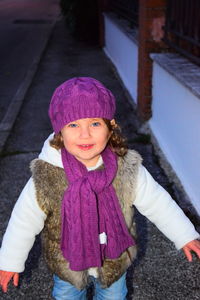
[0,270,19,292]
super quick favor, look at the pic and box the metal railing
[109,0,139,28]
[164,0,200,65]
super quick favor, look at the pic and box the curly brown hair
[50,119,128,157]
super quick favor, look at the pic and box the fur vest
[30,150,142,290]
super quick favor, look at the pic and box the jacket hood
[39,133,63,168]
[38,133,103,170]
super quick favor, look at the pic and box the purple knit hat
[49,77,116,133]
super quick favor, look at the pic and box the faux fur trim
[30,150,142,289]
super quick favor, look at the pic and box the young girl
[0,77,199,299]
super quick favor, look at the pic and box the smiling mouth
[77,144,94,150]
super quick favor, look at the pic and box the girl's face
[61,118,112,167]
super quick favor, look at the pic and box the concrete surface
[0,13,199,300]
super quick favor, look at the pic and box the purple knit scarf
[61,146,135,271]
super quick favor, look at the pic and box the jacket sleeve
[0,178,46,272]
[134,165,200,249]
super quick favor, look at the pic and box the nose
[79,125,91,139]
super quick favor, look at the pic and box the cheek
[106,128,112,140]
[63,139,70,148]
[62,133,74,149]
[100,131,111,146]
[62,139,70,152]
[108,130,112,141]
[63,139,77,155]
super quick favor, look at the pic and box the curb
[0,20,57,154]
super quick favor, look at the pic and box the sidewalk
[0,17,199,299]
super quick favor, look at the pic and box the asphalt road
[0,0,60,122]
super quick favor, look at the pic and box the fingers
[182,239,200,262]
[187,240,200,256]
[13,273,19,287]
[183,247,192,262]
[191,244,200,259]
[0,271,19,293]
[1,276,9,293]
[0,271,7,292]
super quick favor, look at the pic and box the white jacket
[0,133,199,273]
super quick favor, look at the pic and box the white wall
[150,62,200,215]
[103,14,138,103]
[103,15,200,215]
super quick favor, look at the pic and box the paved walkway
[0,16,199,299]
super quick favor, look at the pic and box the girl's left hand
[182,239,200,262]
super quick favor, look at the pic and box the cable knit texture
[30,150,142,289]
[61,147,135,271]
[48,77,116,133]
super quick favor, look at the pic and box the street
[0,0,60,122]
